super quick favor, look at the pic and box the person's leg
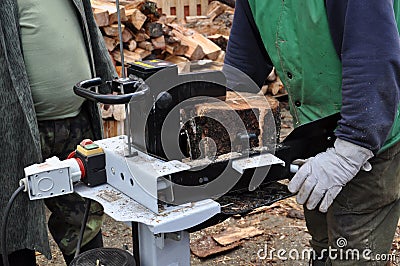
[39,109,105,265]
[325,142,400,265]
[304,208,329,264]
[0,249,36,266]
[61,230,104,265]
[45,193,104,256]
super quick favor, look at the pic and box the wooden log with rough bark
[126,8,147,30]
[146,22,164,38]
[182,91,281,159]
[171,29,206,60]
[165,43,189,56]
[103,36,119,52]
[121,28,134,42]
[93,8,110,27]
[103,24,125,37]
[170,24,221,60]
[151,35,166,50]
[164,36,189,55]
[164,55,190,72]
[138,41,154,51]
[126,39,138,51]
[134,47,152,59]
[208,34,229,51]
[90,0,128,24]
[112,49,142,64]
[206,1,227,20]
[135,31,150,42]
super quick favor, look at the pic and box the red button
[80,139,94,146]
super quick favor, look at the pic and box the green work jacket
[248,0,400,153]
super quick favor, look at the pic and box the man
[225,0,400,265]
[0,0,116,265]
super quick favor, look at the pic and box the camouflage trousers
[38,108,104,256]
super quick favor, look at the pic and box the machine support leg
[138,223,190,266]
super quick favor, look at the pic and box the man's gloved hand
[287,138,374,213]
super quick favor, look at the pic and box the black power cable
[74,198,92,259]
[1,185,25,266]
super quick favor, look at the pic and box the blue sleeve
[326,0,400,153]
[224,0,273,88]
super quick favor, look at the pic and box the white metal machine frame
[22,135,283,265]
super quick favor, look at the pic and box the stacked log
[91,0,233,73]
[183,0,233,48]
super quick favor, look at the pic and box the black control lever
[73,77,149,105]
[265,112,341,181]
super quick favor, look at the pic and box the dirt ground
[35,198,400,266]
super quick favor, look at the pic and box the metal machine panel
[74,183,220,234]
[95,136,190,213]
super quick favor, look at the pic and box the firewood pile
[90,0,234,74]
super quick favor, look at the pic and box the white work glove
[288,138,374,213]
